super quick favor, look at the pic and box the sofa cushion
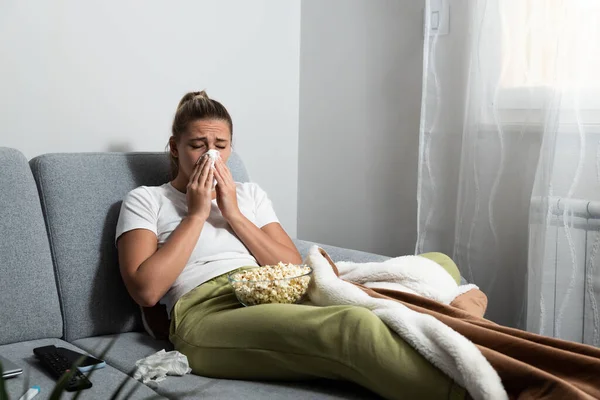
[0,338,160,399]
[73,332,379,399]
[29,152,249,342]
[0,148,62,345]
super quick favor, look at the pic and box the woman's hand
[214,158,241,221]
[186,155,214,221]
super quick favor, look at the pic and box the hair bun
[175,90,209,111]
[193,90,209,100]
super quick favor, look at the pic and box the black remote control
[33,345,93,392]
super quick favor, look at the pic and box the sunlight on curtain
[417,0,600,339]
[501,0,600,91]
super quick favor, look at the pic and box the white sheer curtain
[417,0,600,339]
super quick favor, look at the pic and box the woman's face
[171,119,232,180]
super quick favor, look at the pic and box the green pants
[169,252,466,400]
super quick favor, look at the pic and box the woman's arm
[117,216,206,307]
[227,216,302,266]
[117,157,214,307]
[214,158,302,266]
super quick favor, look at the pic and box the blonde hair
[169,90,233,178]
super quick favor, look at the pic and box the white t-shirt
[115,182,279,316]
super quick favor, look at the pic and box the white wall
[298,0,425,256]
[0,0,300,236]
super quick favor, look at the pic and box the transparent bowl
[228,266,313,306]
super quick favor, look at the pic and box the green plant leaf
[143,394,168,400]
[20,366,31,400]
[108,367,137,400]
[121,376,143,400]
[72,336,120,400]
[48,366,77,400]
[0,361,9,400]
[48,345,94,400]
[142,387,201,400]
[70,354,93,400]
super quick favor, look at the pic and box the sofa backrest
[0,148,63,345]
[29,151,249,341]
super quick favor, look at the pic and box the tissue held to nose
[197,149,220,188]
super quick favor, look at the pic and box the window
[494,0,600,124]
[500,0,600,92]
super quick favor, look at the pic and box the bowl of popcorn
[228,262,313,306]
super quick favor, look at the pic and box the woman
[116,91,466,400]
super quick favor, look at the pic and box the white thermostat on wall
[424,0,450,37]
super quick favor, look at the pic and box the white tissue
[203,149,220,188]
[133,349,192,385]
[204,149,220,164]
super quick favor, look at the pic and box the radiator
[529,196,600,346]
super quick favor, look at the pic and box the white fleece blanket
[305,246,507,400]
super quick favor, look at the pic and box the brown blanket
[318,249,600,399]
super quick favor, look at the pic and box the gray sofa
[0,147,389,399]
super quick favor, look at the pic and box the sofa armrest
[293,239,389,263]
